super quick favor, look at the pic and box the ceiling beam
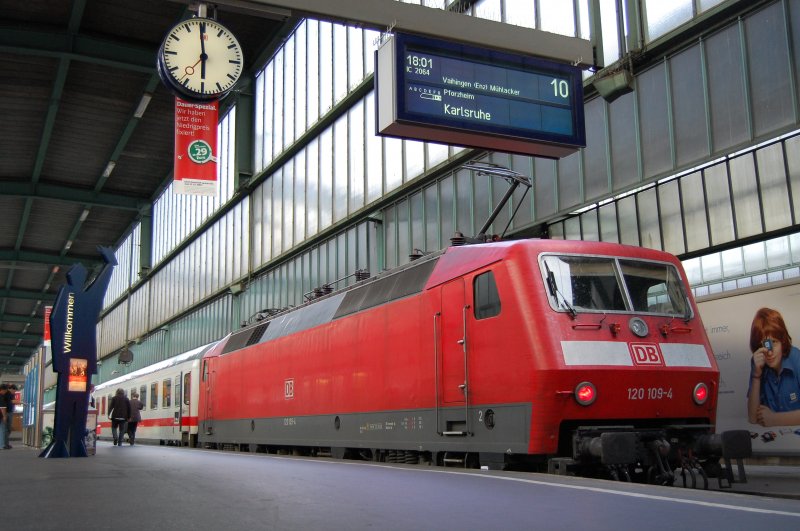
[0,355,29,365]
[0,250,100,270]
[0,288,56,302]
[2,181,148,212]
[0,313,44,326]
[0,26,155,73]
[0,331,42,342]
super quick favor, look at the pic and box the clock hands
[199,22,207,81]
[180,58,202,83]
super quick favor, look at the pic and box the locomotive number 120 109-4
[627,387,673,400]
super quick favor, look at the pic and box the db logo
[629,343,664,366]
[284,378,295,399]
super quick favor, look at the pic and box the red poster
[44,305,52,345]
[174,97,219,196]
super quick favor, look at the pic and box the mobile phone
[763,338,773,350]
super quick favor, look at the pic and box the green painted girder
[0,287,56,302]
[0,314,44,326]
[0,331,41,342]
[0,355,29,365]
[0,250,100,270]
[0,26,155,73]
[3,181,147,212]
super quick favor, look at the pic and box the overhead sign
[174,98,218,196]
[376,33,586,158]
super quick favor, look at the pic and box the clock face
[158,18,243,101]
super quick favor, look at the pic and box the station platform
[4,437,800,530]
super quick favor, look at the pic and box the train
[94,238,751,486]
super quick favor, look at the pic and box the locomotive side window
[150,382,158,409]
[474,271,501,319]
[163,378,172,408]
[202,360,208,382]
[139,385,147,411]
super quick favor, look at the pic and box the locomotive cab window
[474,271,501,319]
[541,254,690,317]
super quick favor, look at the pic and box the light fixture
[229,282,244,295]
[592,68,634,103]
[133,93,153,118]
[79,208,90,222]
[101,161,116,178]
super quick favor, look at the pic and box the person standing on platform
[107,388,131,447]
[0,386,7,450]
[127,392,143,445]
[1,384,14,449]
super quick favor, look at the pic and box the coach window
[139,385,147,410]
[162,378,171,408]
[130,387,136,398]
[184,373,191,405]
[474,271,501,319]
[101,396,106,415]
[150,382,158,409]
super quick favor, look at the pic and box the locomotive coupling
[576,432,637,465]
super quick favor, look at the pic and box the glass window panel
[729,154,762,239]
[273,49,284,155]
[557,150,581,212]
[682,257,701,285]
[638,63,671,178]
[283,161,294,252]
[439,176,454,246]
[263,63,274,165]
[534,158,557,220]
[600,0,621,65]
[385,205,397,268]
[254,72,265,171]
[295,23,307,140]
[703,162,734,246]
[701,253,722,282]
[609,91,638,190]
[721,248,744,277]
[397,199,410,265]
[489,153,511,234]
[658,180,685,254]
[540,0,575,36]
[411,191,424,253]
[425,184,439,250]
[505,0,535,28]
[295,154,306,244]
[319,22,333,114]
[366,94,384,204]
[791,232,800,264]
[582,98,609,201]
[745,4,793,137]
[680,171,709,252]
[699,0,725,11]
[756,143,792,231]
[428,141,449,168]
[475,0,501,22]
[565,216,582,240]
[705,26,748,153]
[785,136,800,219]
[349,103,365,213]
[670,46,708,166]
[284,35,295,149]
[766,235,791,269]
[385,137,403,192]
[348,27,364,90]
[617,195,639,246]
[743,241,767,273]
[405,139,425,181]
[319,128,333,229]
[307,20,319,127]
[456,169,473,236]
[599,202,619,243]
[579,211,598,241]
[365,29,380,75]
[334,115,348,222]
[306,140,319,236]
[474,170,491,235]
[645,0,693,41]
[509,154,533,229]
[333,24,348,103]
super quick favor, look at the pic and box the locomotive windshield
[541,254,690,317]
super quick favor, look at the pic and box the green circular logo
[188,140,213,164]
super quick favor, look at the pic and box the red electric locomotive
[197,238,750,485]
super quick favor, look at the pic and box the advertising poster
[173,97,218,196]
[68,358,88,392]
[697,279,800,456]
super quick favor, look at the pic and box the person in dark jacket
[107,388,131,447]
[126,392,144,445]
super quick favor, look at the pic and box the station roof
[0,0,294,371]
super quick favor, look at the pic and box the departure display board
[377,33,586,158]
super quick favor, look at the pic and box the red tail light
[575,382,596,406]
[693,383,709,405]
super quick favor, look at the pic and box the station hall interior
[1,0,800,414]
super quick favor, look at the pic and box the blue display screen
[394,33,585,150]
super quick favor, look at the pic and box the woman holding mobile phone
[747,307,800,426]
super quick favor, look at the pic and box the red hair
[749,307,792,358]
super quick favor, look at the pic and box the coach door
[202,359,214,435]
[438,279,470,435]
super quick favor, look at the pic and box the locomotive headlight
[693,382,709,405]
[575,381,597,406]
